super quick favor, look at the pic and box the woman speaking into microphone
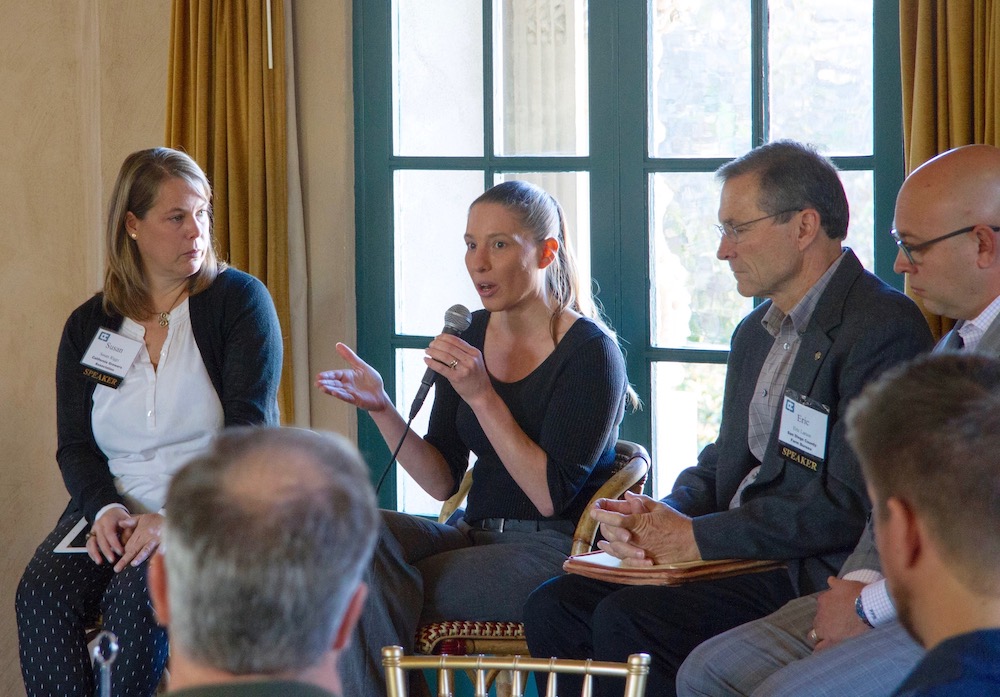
[317,180,635,695]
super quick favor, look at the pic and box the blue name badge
[777,390,830,472]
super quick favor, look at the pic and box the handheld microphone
[408,304,472,419]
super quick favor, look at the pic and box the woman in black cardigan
[15,148,283,697]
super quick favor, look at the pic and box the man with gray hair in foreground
[147,427,379,697]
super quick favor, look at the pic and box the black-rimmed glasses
[715,209,803,243]
[890,225,1000,265]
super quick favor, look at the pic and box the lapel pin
[814,352,822,360]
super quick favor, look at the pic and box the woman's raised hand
[316,342,393,412]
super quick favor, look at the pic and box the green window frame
[353,0,904,508]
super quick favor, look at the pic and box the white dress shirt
[92,299,223,515]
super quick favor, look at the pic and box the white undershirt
[92,299,223,514]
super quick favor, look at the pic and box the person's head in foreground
[148,427,378,696]
[846,353,1000,652]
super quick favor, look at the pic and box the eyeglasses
[890,225,1000,265]
[715,209,803,243]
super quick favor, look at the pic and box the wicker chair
[383,645,651,697]
[414,439,651,657]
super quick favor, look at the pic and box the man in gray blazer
[524,141,933,697]
[677,143,1000,697]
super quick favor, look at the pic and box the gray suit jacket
[840,311,1000,575]
[663,251,934,594]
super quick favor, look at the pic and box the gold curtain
[899,0,1000,339]
[165,0,293,421]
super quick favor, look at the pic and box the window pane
[650,172,752,349]
[651,361,727,498]
[393,0,484,156]
[395,349,452,515]
[495,171,592,291]
[394,170,485,335]
[649,0,752,158]
[768,0,874,156]
[841,170,874,271]
[494,0,589,156]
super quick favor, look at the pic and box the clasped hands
[87,508,164,573]
[592,491,700,567]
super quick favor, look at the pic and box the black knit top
[424,310,627,524]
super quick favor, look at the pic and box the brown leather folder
[563,550,785,586]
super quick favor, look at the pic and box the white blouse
[92,299,224,514]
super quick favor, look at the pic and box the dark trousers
[340,510,574,697]
[524,568,797,697]
[15,513,168,697]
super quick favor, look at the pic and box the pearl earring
[130,233,137,240]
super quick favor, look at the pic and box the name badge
[80,328,143,389]
[777,390,830,472]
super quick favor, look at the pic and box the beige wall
[294,1,359,438]
[0,2,355,694]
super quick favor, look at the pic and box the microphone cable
[375,304,471,496]
[375,414,415,495]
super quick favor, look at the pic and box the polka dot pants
[15,513,168,697]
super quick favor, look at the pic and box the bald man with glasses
[678,144,1000,697]
[523,140,933,697]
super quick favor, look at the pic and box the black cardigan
[55,268,283,523]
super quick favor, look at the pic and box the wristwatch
[855,593,875,628]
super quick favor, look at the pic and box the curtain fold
[283,0,310,426]
[166,0,293,421]
[900,0,1000,339]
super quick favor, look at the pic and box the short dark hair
[716,140,849,240]
[846,353,1000,594]
[163,427,378,673]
